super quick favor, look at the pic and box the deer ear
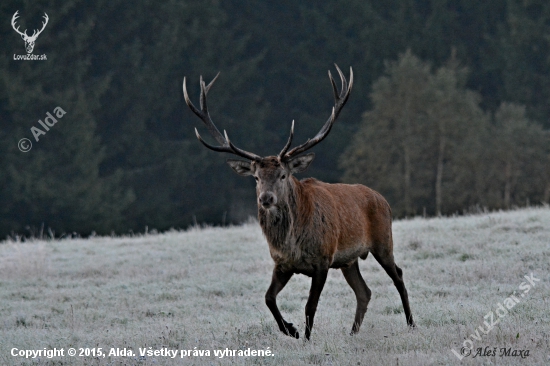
[288,153,315,173]
[226,159,254,176]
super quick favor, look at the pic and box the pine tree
[0,0,134,236]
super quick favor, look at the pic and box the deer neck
[258,177,311,251]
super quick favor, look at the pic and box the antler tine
[224,130,263,161]
[183,76,226,146]
[334,64,348,98]
[278,120,295,159]
[183,75,262,161]
[198,73,220,120]
[194,128,232,153]
[284,65,353,159]
[328,71,339,100]
[194,128,258,161]
[202,72,219,99]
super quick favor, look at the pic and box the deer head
[183,65,353,210]
[12,11,49,54]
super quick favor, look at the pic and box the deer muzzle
[258,192,277,208]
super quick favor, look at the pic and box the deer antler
[183,74,262,162]
[278,120,294,159]
[30,13,49,40]
[281,64,353,160]
[11,11,48,40]
[11,11,27,37]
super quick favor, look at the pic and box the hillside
[1,208,549,365]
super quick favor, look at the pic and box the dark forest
[1,0,549,237]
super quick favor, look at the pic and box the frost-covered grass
[0,208,549,365]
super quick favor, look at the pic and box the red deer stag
[183,65,415,340]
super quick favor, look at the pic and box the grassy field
[0,208,549,365]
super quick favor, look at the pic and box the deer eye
[281,174,286,180]
[254,176,259,182]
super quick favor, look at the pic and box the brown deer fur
[183,66,415,340]
[227,155,415,339]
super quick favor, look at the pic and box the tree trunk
[435,134,446,216]
[504,159,512,208]
[404,144,412,215]
[544,182,550,204]
[403,99,413,216]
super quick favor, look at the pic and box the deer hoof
[281,321,299,339]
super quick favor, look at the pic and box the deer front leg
[265,267,298,338]
[305,266,329,340]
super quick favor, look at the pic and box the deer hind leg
[341,260,371,334]
[372,252,415,327]
[265,267,299,338]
